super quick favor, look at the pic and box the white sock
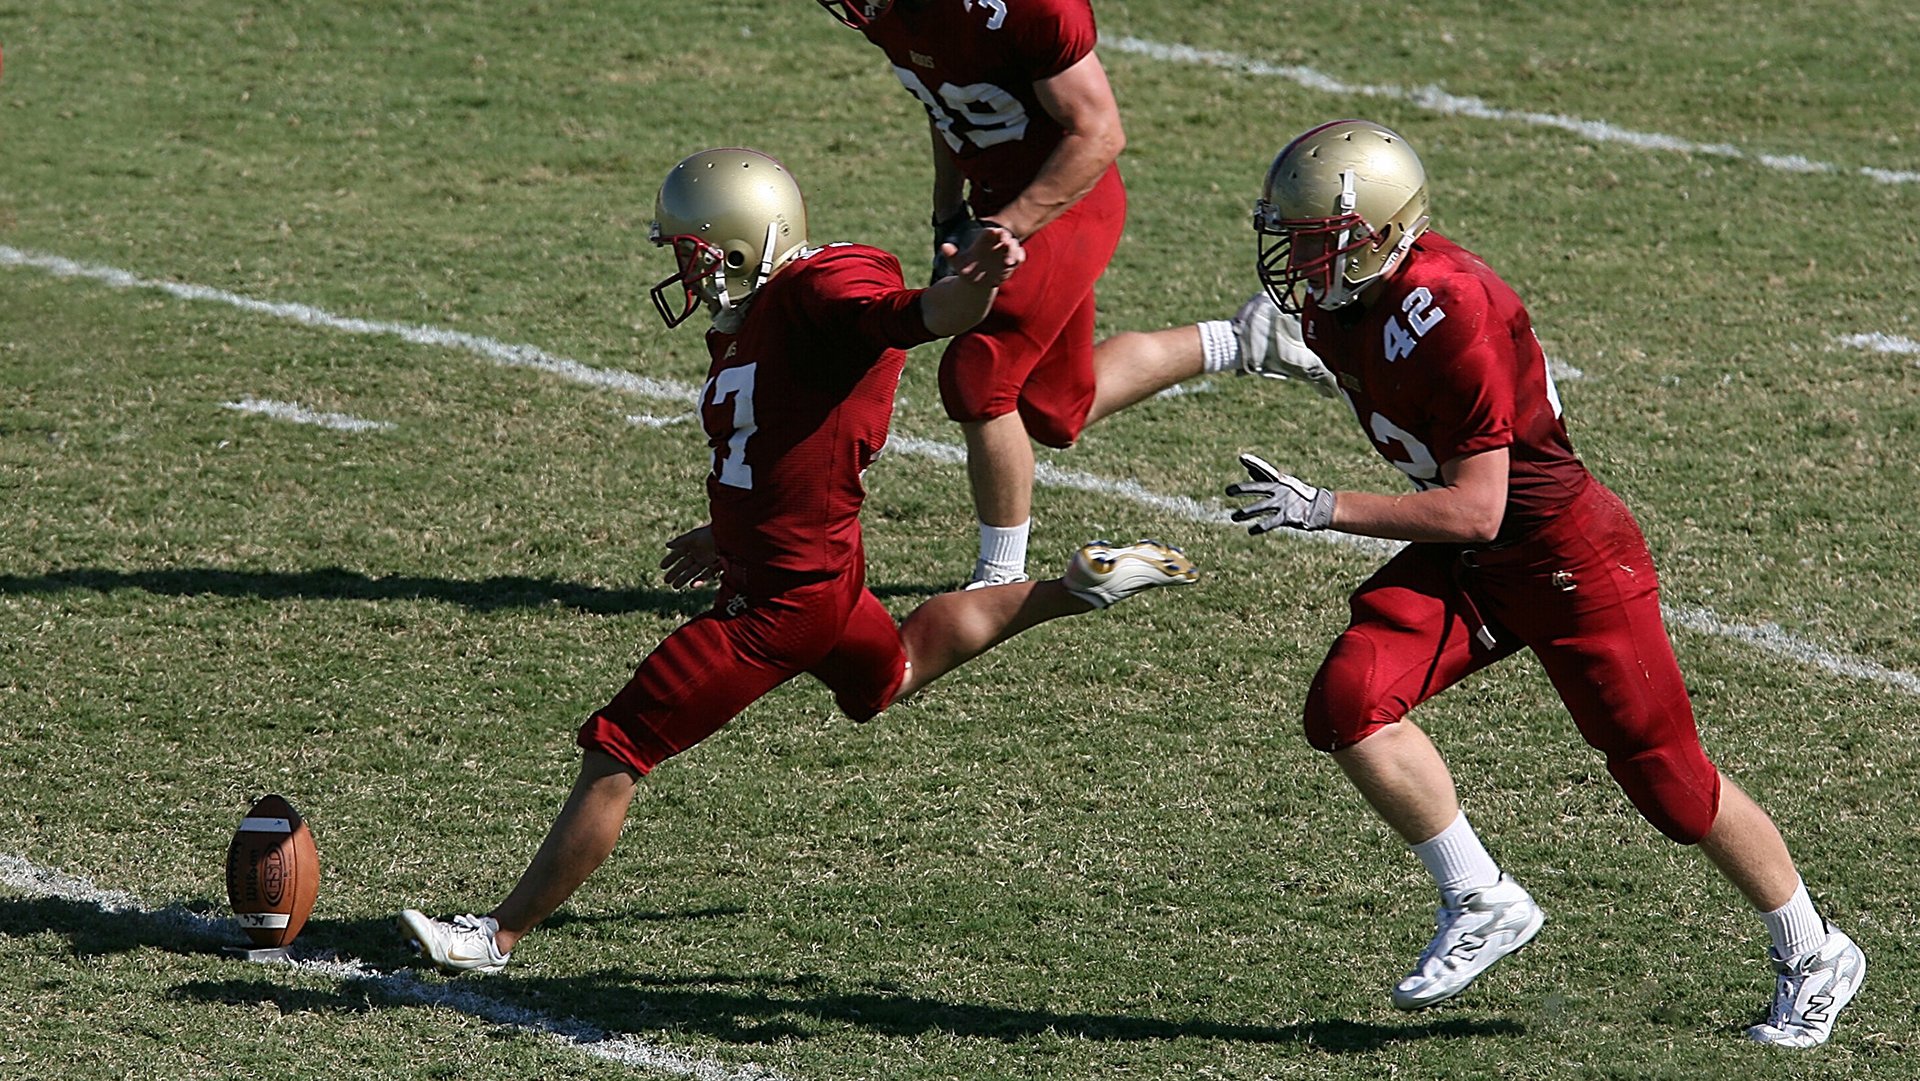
[1410,811,1502,905]
[1759,879,1827,960]
[975,518,1030,579]
[1197,319,1239,373]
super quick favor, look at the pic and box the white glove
[1232,292,1338,398]
[1225,453,1336,533]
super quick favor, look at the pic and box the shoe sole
[1390,904,1546,1011]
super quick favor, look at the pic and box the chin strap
[1378,213,1430,280]
[707,219,784,319]
[707,220,788,331]
[752,220,781,293]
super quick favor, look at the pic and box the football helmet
[1254,120,1431,314]
[649,148,809,327]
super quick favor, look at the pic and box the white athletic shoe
[964,567,1030,591]
[1390,874,1545,1010]
[1063,539,1199,609]
[1231,291,1338,397]
[1747,925,1866,1048]
[399,909,512,974]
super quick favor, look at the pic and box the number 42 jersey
[699,243,936,588]
[1301,232,1592,544]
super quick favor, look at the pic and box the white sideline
[4,243,1916,698]
[1108,37,1920,187]
[0,853,789,1081]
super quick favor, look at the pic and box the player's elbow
[1457,504,1504,545]
[1095,119,1126,164]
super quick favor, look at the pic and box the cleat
[1391,874,1544,1010]
[398,909,512,975]
[1063,539,1198,609]
[1231,291,1337,396]
[964,568,1030,591]
[1747,925,1865,1048]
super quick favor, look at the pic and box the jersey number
[1382,287,1446,362]
[893,67,1030,152]
[705,363,758,489]
[1368,412,1440,489]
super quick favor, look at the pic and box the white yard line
[0,854,789,1081]
[1837,332,1920,357]
[222,396,395,432]
[1107,37,1920,186]
[4,242,1913,697]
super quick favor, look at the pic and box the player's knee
[1605,743,1721,844]
[1302,633,1394,752]
[1016,399,1081,449]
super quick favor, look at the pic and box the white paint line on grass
[1109,36,1920,187]
[629,412,697,428]
[0,246,695,402]
[1663,606,1920,696]
[4,244,1916,697]
[0,853,789,1081]
[222,396,395,432]
[1837,332,1920,357]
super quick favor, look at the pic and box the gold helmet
[1254,120,1431,314]
[649,148,809,327]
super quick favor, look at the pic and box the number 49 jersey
[1302,232,1591,543]
[858,0,1098,214]
[700,243,935,589]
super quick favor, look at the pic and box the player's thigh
[581,586,847,773]
[808,587,907,723]
[1015,294,1098,448]
[1305,546,1507,751]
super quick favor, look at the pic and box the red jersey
[859,0,1100,214]
[700,243,936,588]
[1301,232,1589,542]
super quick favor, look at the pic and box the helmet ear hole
[726,250,747,269]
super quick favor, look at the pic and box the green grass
[2,2,1917,1078]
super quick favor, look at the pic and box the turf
[2,2,1916,1079]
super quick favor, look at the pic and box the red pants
[1304,482,1722,843]
[937,166,1126,448]
[578,563,907,775]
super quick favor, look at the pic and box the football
[224,793,320,949]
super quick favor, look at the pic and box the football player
[1226,120,1864,1046]
[398,148,1198,973]
[820,0,1322,588]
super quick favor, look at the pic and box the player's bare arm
[986,50,1124,240]
[1331,447,1509,544]
[929,119,967,221]
[1228,447,1509,544]
[921,226,1026,336]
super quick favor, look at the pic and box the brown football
[224,794,320,949]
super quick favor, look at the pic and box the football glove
[1226,453,1336,533]
[1233,292,1339,398]
[930,206,977,286]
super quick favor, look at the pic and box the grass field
[3,2,1917,1078]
